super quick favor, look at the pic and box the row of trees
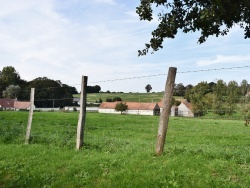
[173,80,250,98]
[178,80,250,117]
[0,66,98,108]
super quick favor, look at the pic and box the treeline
[0,66,101,108]
[174,80,250,118]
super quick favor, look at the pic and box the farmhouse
[158,99,194,117]
[0,98,34,110]
[98,102,160,116]
[177,99,194,117]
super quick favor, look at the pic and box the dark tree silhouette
[145,84,152,93]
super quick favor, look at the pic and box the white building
[98,102,160,116]
[158,99,194,117]
[177,99,194,117]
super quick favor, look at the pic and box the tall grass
[0,111,250,187]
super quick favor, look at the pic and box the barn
[98,102,160,116]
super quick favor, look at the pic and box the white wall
[178,103,194,117]
[126,110,154,116]
[98,109,120,114]
[98,109,155,116]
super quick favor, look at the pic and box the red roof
[14,101,31,109]
[0,99,31,109]
[180,99,193,110]
[0,99,15,108]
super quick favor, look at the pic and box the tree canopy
[136,0,250,55]
[145,84,152,93]
[115,103,128,114]
[2,85,21,99]
[0,66,23,92]
[26,77,75,108]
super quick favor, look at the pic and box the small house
[14,101,33,110]
[0,98,34,110]
[158,99,194,117]
[178,99,194,117]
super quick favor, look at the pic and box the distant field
[1,111,250,187]
[75,92,183,103]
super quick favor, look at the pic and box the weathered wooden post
[25,88,35,144]
[76,76,88,150]
[156,67,177,155]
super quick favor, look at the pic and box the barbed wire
[89,65,250,84]
[177,65,250,73]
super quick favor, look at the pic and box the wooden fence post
[25,88,35,144]
[156,67,177,155]
[76,76,88,150]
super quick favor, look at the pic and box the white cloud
[196,55,250,66]
[0,0,249,92]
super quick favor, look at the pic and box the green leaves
[137,0,250,55]
[115,103,128,114]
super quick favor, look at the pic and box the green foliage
[87,85,101,93]
[106,98,113,102]
[240,79,249,96]
[105,97,122,102]
[184,84,193,100]
[173,83,185,96]
[115,103,128,114]
[2,85,21,99]
[189,81,210,116]
[0,66,78,108]
[136,0,250,55]
[172,98,181,106]
[225,81,239,115]
[240,96,250,119]
[26,77,74,108]
[0,66,23,93]
[213,80,227,116]
[84,92,167,103]
[145,84,152,93]
[113,97,122,102]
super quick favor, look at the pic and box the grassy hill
[0,111,250,187]
[75,92,183,103]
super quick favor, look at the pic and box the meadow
[78,92,167,103]
[0,111,250,187]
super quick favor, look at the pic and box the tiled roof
[99,102,117,109]
[99,102,159,110]
[14,101,31,109]
[0,99,31,109]
[126,102,159,110]
[0,99,15,108]
[181,99,193,110]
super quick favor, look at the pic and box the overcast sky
[0,0,249,93]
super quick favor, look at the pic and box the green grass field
[77,92,168,103]
[0,111,250,187]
